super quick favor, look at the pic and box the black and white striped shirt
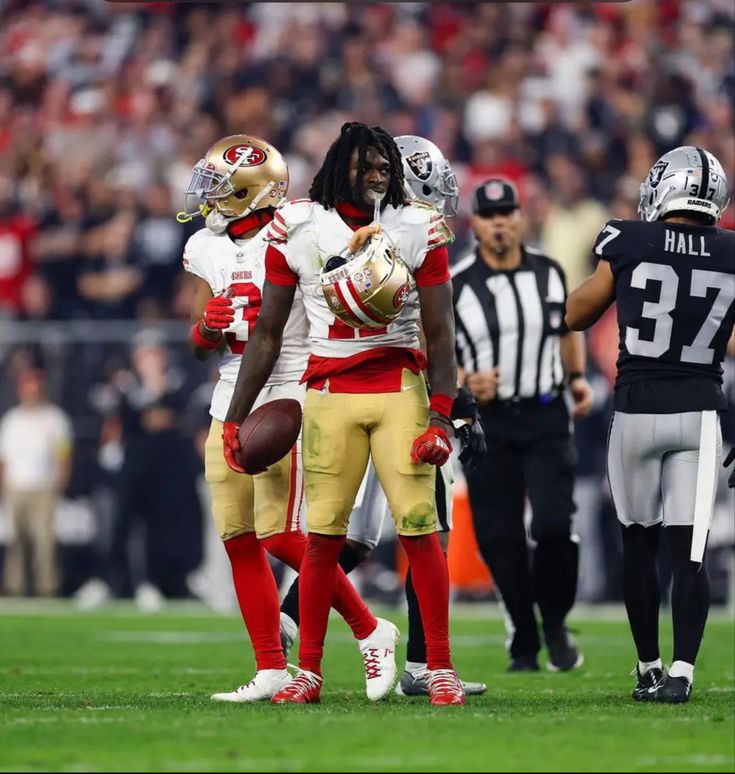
[452,246,568,401]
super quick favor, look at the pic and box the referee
[453,179,594,672]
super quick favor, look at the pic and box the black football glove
[724,447,735,489]
[451,386,487,468]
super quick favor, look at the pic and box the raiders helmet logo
[223,144,267,167]
[406,151,433,181]
[648,160,669,189]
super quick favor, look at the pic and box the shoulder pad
[278,199,314,226]
[400,201,438,225]
[593,219,628,258]
[183,227,213,257]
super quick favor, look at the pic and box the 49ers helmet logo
[393,282,410,309]
[223,144,267,167]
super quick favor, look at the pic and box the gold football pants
[302,369,437,538]
[205,417,303,540]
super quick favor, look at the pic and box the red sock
[399,533,452,670]
[262,531,307,567]
[332,571,377,641]
[295,534,345,675]
[263,532,376,642]
[224,533,286,671]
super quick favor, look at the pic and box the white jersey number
[626,263,734,364]
[225,282,262,355]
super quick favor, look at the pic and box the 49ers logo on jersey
[223,144,266,167]
[393,282,410,309]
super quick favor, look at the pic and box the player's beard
[352,183,386,213]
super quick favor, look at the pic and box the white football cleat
[211,669,292,703]
[134,582,164,613]
[74,578,111,611]
[357,617,399,701]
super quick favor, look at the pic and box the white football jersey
[183,224,308,421]
[264,200,452,358]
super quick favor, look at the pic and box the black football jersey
[594,218,735,413]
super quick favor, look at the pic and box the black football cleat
[648,674,692,704]
[545,627,584,672]
[508,655,540,672]
[631,665,664,701]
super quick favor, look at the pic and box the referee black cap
[471,178,520,216]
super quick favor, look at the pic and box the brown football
[236,399,302,472]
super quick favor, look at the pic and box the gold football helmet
[320,232,414,329]
[180,134,288,221]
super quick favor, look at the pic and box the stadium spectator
[0,368,72,596]
[75,330,202,610]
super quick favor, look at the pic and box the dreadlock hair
[309,122,407,210]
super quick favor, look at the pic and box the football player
[224,122,466,706]
[566,146,734,703]
[182,134,399,703]
[275,135,487,698]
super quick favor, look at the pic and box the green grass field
[0,602,733,773]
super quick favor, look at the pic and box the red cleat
[271,669,322,704]
[427,669,466,706]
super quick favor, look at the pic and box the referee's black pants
[465,396,579,660]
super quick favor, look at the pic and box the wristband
[191,321,222,351]
[566,371,585,384]
[430,393,453,419]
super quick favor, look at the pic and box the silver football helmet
[639,146,729,224]
[395,135,459,216]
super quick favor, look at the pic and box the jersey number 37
[626,262,734,364]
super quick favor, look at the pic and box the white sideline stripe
[7,716,129,726]
[691,410,718,563]
[98,631,244,644]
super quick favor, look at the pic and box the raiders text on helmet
[320,231,413,329]
[182,134,289,221]
[395,135,459,216]
[639,146,729,224]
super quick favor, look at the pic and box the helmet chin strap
[243,181,276,216]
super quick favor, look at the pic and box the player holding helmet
[276,135,487,698]
[224,122,466,706]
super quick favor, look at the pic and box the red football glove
[411,425,452,466]
[203,295,235,330]
[222,421,245,474]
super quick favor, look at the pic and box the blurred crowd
[0,1,733,605]
[1,0,734,321]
